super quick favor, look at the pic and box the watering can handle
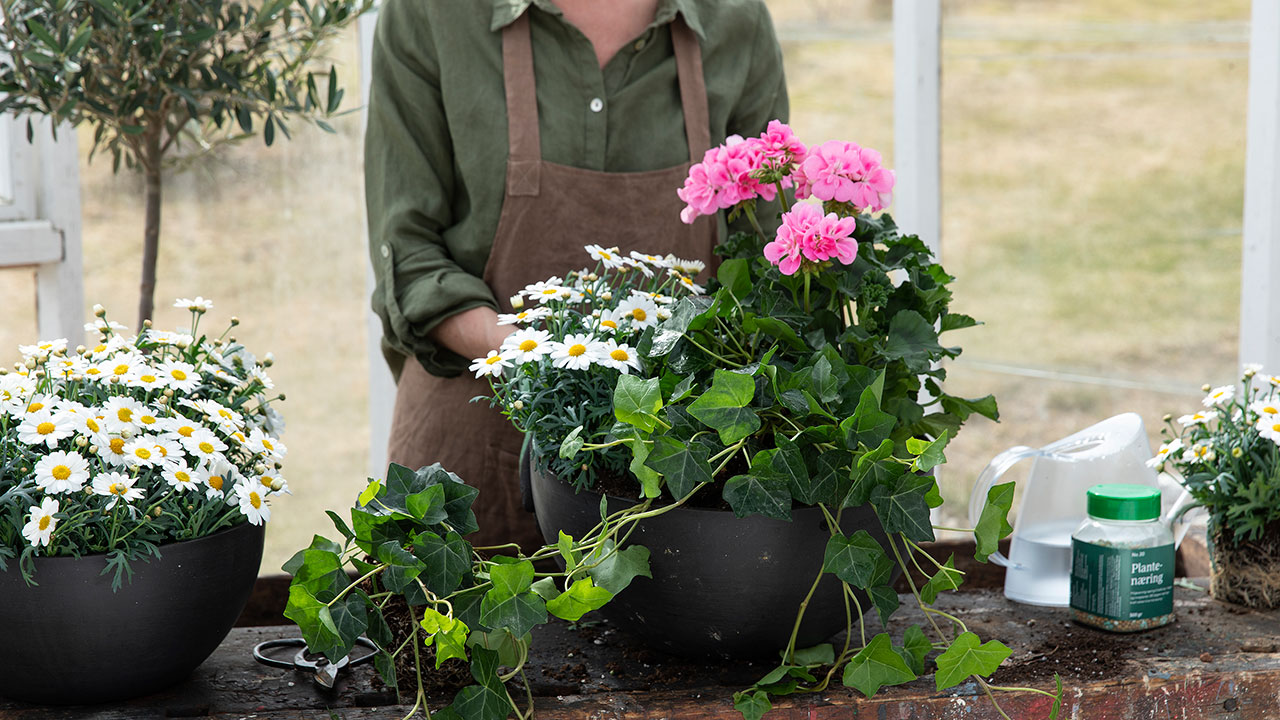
[967,445,1040,568]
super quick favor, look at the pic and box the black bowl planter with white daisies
[0,299,286,703]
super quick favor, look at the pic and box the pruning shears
[252,637,377,690]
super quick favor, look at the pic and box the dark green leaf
[744,316,806,351]
[585,540,651,595]
[822,531,893,589]
[791,643,835,666]
[723,472,791,521]
[644,436,712,500]
[918,555,964,604]
[842,633,916,697]
[733,690,771,720]
[842,386,896,451]
[407,484,448,524]
[870,474,935,543]
[479,589,547,637]
[326,592,369,662]
[974,482,1016,563]
[283,585,343,661]
[939,313,978,333]
[869,585,900,626]
[940,393,1000,422]
[717,257,751,299]
[412,531,471,597]
[488,559,534,596]
[688,369,760,445]
[769,433,813,503]
[614,374,662,432]
[901,625,931,676]
[883,310,946,372]
[934,632,1011,690]
[451,683,508,720]
[376,540,425,594]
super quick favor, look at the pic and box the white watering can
[967,413,1189,607]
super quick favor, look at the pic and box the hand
[429,306,514,361]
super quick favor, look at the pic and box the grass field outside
[0,0,1252,572]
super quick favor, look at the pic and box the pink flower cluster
[793,140,895,212]
[763,202,858,276]
[677,122,807,224]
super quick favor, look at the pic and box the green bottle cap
[1086,484,1161,521]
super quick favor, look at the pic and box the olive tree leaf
[841,633,917,697]
[723,472,791,521]
[643,435,712,500]
[974,482,1016,563]
[906,430,950,473]
[934,632,1012,690]
[688,369,761,445]
[546,577,613,622]
[822,531,893,589]
[869,473,936,543]
[585,540,652,595]
[733,690,771,720]
[918,555,964,604]
[614,374,663,432]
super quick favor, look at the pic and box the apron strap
[502,12,542,196]
[671,17,711,162]
[500,11,710,193]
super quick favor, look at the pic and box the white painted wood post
[1240,0,1280,372]
[359,6,396,478]
[892,0,942,259]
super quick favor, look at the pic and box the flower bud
[93,304,106,317]
[0,368,7,375]
[278,393,286,401]
[24,358,37,370]
[1162,414,1172,423]
[581,464,589,471]
[263,352,275,367]
[255,464,267,474]
[75,436,88,448]
[1201,383,1212,393]
[76,345,86,355]
[270,478,285,491]
[152,506,162,517]
[1244,367,1257,379]
[109,375,120,384]
[230,316,240,326]
[1232,447,1244,458]
[176,338,190,349]
[120,428,134,440]
[89,445,98,454]
[510,295,525,310]
[228,336,236,344]
[187,505,194,511]
[143,319,153,328]
[513,400,524,411]
[163,388,174,398]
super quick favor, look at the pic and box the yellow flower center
[485,356,502,365]
[52,465,71,481]
[541,288,558,296]
[178,426,194,437]
[600,251,613,259]
[1263,405,1279,415]
[156,445,169,457]
[175,471,191,483]
[110,482,127,495]
[93,344,106,353]
[681,277,694,286]
[117,408,133,422]
[140,415,156,425]
[134,447,152,460]
[86,368,102,376]
[87,418,101,432]
[519,339,538,352]
[140,374,158,383]
[109,438,126,454]
[260,475,273,488]
[249,492,262,509]
[199,441,215,453]
[601,319,617,329]
[1273,422,1280,433]
[36,422,56,435]
[27,402,44,412]
[171,369,188,380]
[630,309,647,322]
[262,438,275,450]
[568,344,587,357]
[39,516,50,531]
[209,475,224,491]
[218,409,233,420]
[610,349,630,362]
[113,364,130,375]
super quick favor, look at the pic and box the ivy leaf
[822,531,893,589]
[868,585,900,626]
[723,472,792,521]
[924,479,944,509]
[901,625,932,676]
[421,607,470,668]
[733,690,771,720]
[326,592,369,662]
[940,393,1000,422]
[479,589,547,637]
[412,530,471,597]
[559,426,585,460]
[488,559,534,596]
[450,684,509,720]
[810,355,841,405]
[934,632,1012,690]
[869,473,936,543]
[919,555,964,604]
[842,385,897,451]
[530,577,561,602]
[282,534,343,575]
[626,431,662,499]
[556,530,580,573]
[406,484,448,525]
[283,584,344,661]
[614,374,663,432]
[688,369,761,445]
[546,577,613,622]
[882,310,946,372]
[906,430,950,473]
[845,438,897,508]
[717,257,751,299]
[791,643,835,666]
[807,448,852,506]
[647,297,710,357]
[585,540,652,595]
[357,479,382,507]
[974,482,1016,563]
[644,435,712,500]
[841,633,917,697]
[376,540,426,595]
[288,546,347,602]
[770,433,814,504]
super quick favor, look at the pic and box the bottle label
[1070,539,1174,621]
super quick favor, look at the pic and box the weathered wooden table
[3,576,1279,720]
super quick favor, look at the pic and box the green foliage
[974,482,1016,563]
[934,632,1013,691]
[285,462,652,719]
[841,633,916,697]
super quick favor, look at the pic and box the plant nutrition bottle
[1069,483,1175,632]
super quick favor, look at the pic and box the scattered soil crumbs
[991,621,1141,685]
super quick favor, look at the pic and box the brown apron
[387,10,718,553]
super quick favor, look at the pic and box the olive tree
[0,0,373,327]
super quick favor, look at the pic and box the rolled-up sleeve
[365,0,498,379]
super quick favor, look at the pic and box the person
[365,0,789,552]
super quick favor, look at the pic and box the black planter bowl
[530,466,895,660]
[0,520,265,705]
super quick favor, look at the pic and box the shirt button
[634,38,645,51]
[589,98,604,113]
[380,244,390,258]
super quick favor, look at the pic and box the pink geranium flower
[763,203,858,276]
[792,140,895,212]
[678,136,759,223]
[756,120,806,166]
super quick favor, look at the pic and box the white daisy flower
[1243,363,1265,377]
[598,339,642,374]
[97,353,145,384]
[1146,439,1183,469]
[147,330,196,347]
[246,427,287,460]
[47,356,87,379]
[1263,374,1280,389]
[162,415,203,441]
[102,396,147,433]
[630,251,672,269]
[91,471,144,509]
[0,375,32,415]
[631,289,677,305]
[254,471,290,495]
[468,350,510,378]
[174,296,213,312]
[522,278,565,297]
[1259,416,1280,445]
[1177,410,1217,427]
[22,393,56,415]
[584,244,626,270]
[182,428,228,463]
[234,482,271,525]
[18,338,67,360]
[501,329,554,364]
[530,284,576,304]
[123,437,163,468]
[156,360,201,392]
[186,399,245,434]
[1182,442,1216,464]
[668,269,706,295]
[124,366,168,392]
[203,460,236,501]
[99,435,132,467]
[22,497,60,548]
[496,307,552,326]
[590,312,621,334]
[621,256,655,278]
[1203,385,1235,408]
[85,318,129,334]
[149,436,185,463]
[72,412,108,442]
[249,366,275,390]
[16,409,75,448]
[163,464,205,493]
[549,334,602,371]
[614,296,660,330]
[670,257,706,276]
[135,406,164,433]
[34,451,90,494]
[1252,396,1280,419]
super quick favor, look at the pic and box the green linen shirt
[366,0,789,378]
